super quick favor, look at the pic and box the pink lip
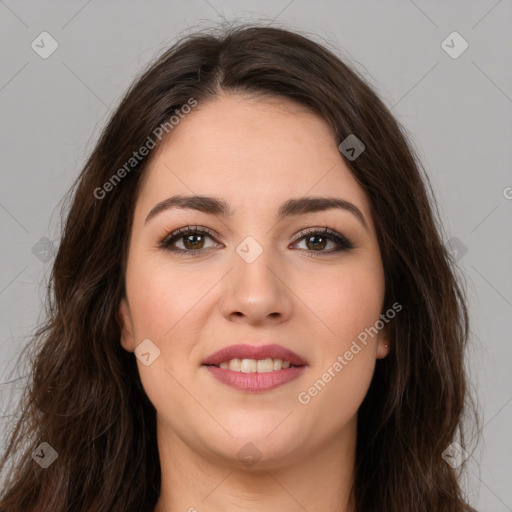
[205,365,306,392]
[202,343,308,367]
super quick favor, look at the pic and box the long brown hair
[0,22,479,511]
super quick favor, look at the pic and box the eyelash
[158,225,355,258]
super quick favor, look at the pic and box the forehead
[135,94,372,224]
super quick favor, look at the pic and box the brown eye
[304,234,328,251]
[292,227,355,256]
[181,233,206,250]
[159,226,220,254]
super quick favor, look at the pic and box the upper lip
[202,343,308,366]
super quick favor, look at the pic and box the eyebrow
[145,194,368,231]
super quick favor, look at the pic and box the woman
[0,22,478,511]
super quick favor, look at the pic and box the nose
[219,243,293,326]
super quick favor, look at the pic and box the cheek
[295,263,383,408]
[126,253,221,339]
[305,261,385,346]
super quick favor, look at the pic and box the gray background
[1,1,511,509]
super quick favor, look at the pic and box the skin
[118,93,390,512]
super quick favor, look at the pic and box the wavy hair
[0,22,479,511]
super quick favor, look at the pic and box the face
[119,93,390,468]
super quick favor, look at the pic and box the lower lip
[204,365,306,392]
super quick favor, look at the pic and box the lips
[202,343,308,367]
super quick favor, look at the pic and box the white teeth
[257,358,274,372]
[216,358,294,372]
[228,358,241,371]
[240,359,257,373]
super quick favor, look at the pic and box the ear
[118,297,136,353]
[376,320,392,359]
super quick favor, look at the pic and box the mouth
[201,343,308,392]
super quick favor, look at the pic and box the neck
[154,415,357,512]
